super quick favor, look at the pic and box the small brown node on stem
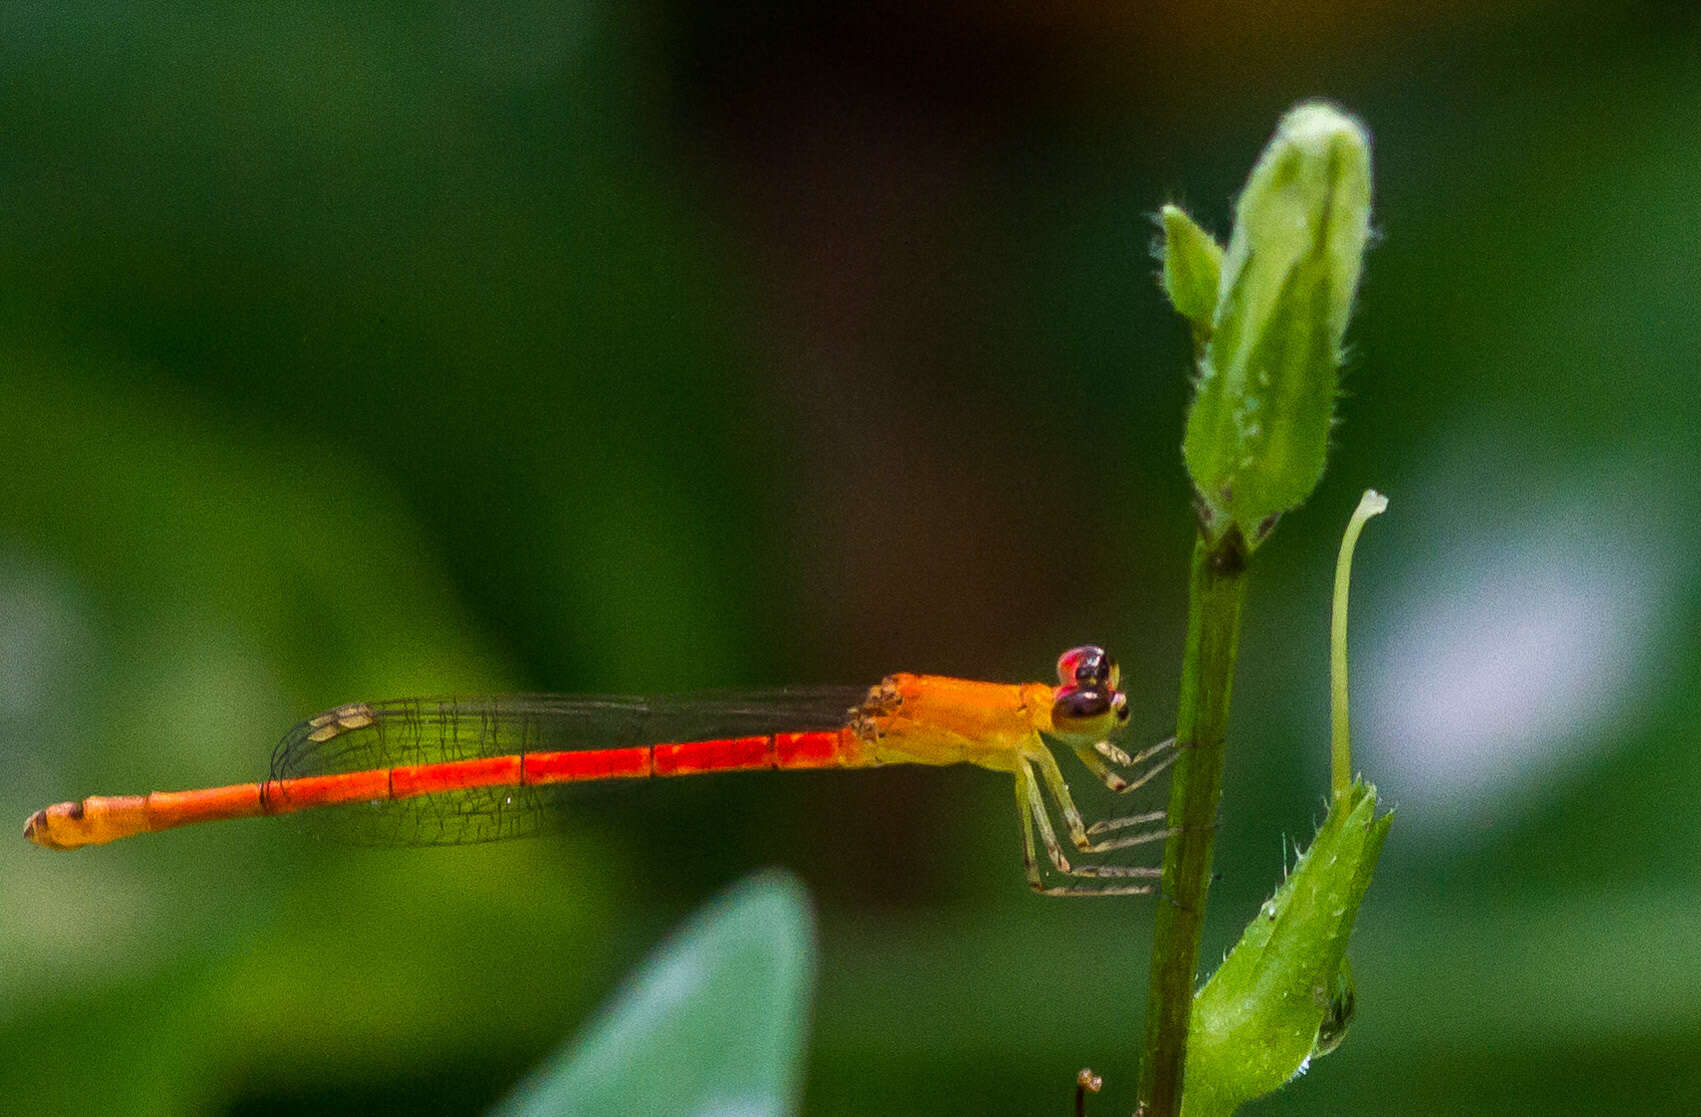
[1075,1068,1103,1117]
[1209,526,1249,574]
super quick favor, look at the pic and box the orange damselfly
[24,646,1176,894]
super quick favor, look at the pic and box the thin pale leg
[1016,759,1159,896]
[1015,768,1045,889]
[1071,738,1180,843]
[1029,746,1174,856]
[1070,737,1178,794]
[1021,757,1075,871]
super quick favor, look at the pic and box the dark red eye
[1052,684,1128,741]
[1053,686,1112,726]
[1056,645,1116,689]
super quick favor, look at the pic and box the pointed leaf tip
[1159,204,1224,339]
[494,871,817,1117]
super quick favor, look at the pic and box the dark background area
[5,2,1700,1113]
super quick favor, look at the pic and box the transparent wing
[268,689,868,847]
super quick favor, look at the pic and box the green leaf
[1159,204,1224,345]
[492,871,817,1117]
[1180,782,1392,1117]
[1182,102,1372,547]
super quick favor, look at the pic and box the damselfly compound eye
[1052,686,1117,740]
[1056,645,1117,690]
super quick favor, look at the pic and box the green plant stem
[1330,490,1387,801]
[1136,533,1250,1117]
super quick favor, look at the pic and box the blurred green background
[5,2,1700,1113]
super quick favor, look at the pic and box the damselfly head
[1050,646,1131,742]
